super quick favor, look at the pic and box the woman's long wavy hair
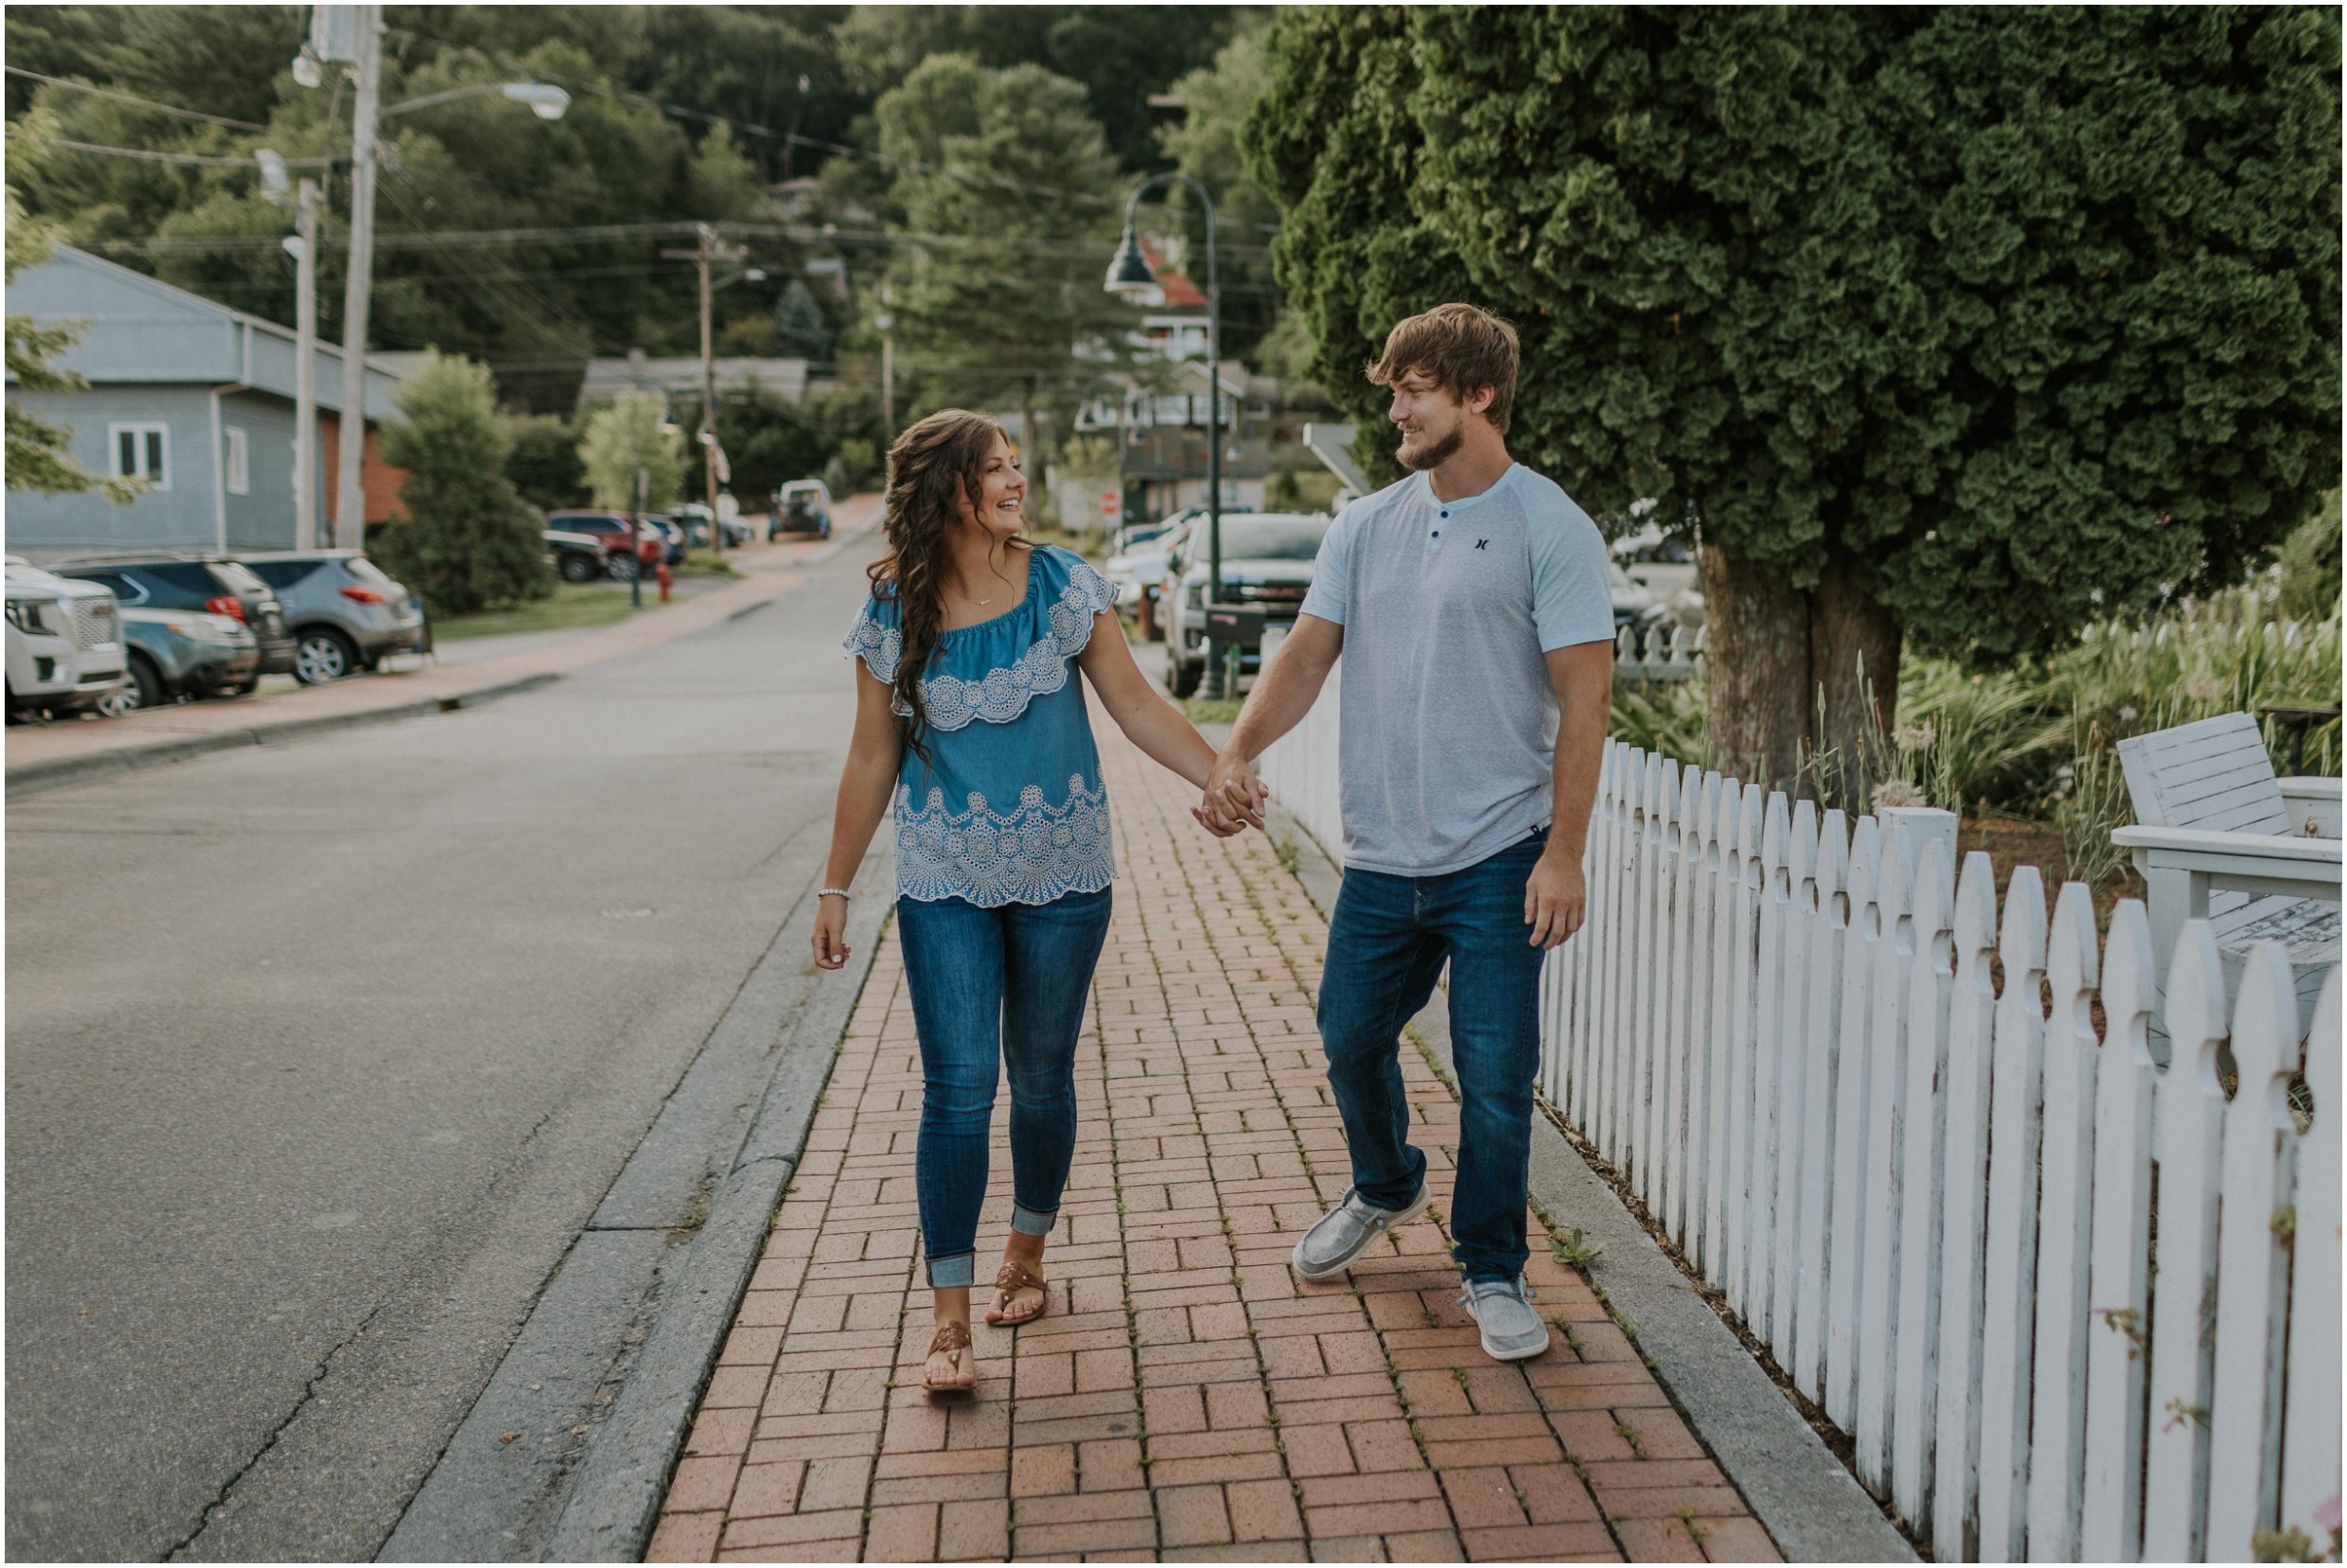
[869,408,1024,765]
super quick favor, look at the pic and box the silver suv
[239,552,426,683]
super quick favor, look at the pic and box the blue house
[4,245,402,562]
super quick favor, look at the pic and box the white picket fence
[1261,696,2343,1562]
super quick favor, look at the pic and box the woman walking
[811,409,1254,1395]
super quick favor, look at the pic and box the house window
[109,423,170,490]
[223,427,249,495]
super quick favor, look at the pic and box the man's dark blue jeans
[1316,826,1549,1282]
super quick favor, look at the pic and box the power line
[4,66,270,131]
[375,178,623,358]
[376,23,1284,238]
[81,216,1277,264]
[25,134,329,169]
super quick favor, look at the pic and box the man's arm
[1524,640,1613,947]
[1203,613,1344,820]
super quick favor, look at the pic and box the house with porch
[3,245,404,563]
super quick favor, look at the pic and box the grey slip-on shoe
[1291,1183,1430,1280]
[1459,1276,1550,1362]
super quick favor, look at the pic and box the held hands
[812,893,852,969]
[1191,752,1271,837]
[1524,848,1586,949]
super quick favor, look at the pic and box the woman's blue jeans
[1316,827,1549,1282]
[894,886,1114,1289]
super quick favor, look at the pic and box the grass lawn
[1183,696,1244,725]
[680,549,743,578]
[432,583,652,642]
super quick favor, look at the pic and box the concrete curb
[379,846,889,1562]
[1262,802,1915,1565]
[4,672,559,799]
[542,865,890,1562]
[4,499,888,802]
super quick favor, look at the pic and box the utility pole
[662,223,743,557]
[333,1,382,551]
[291,178,320,551]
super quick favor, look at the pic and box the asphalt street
[5,537,880,1560]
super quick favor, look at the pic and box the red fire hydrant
[636,529,669,603]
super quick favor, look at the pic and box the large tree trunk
[1698,544,1902,799]
[1809,555,1902,776]
[1700,546,1813,791]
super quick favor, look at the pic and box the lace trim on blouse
[895,775,1115,907]
[843,557,1117,731]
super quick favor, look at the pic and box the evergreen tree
[876,55,1129,463]
[5,185,138,501]
[774,281,832,360]
[373,351,553,615]
[1249,7,2341,784]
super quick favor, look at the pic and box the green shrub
[2276,490,2343,625]
[373,351,552,616]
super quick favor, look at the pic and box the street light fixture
[1106,173,1227,694]
[380,80,572,121]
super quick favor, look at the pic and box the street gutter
[379,843,891,1562]
[6,674,561,799]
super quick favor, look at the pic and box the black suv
[51,557,296,683]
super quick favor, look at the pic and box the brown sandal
[985,1259,1049,1327]
[923,1320,976,1396]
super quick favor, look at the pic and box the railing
[1614,622,1705,683]
[1260,697,2343,1562]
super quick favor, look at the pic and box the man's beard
[1396,423,1464,472]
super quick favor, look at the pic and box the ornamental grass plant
[1611,585,2342,835]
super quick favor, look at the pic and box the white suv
[5,557,128,719]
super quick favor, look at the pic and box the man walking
[1202,304,1614,1362]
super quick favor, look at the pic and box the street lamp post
[258,150,322,551]
[291,178,321,550]
[1106,175,1226,696]
[332,2,382,552]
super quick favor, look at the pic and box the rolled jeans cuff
[927,1250,976,1289]
[1011,1202,1058,1239]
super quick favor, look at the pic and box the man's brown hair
[1365,303,1521,433]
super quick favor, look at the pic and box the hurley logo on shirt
[1474,538,1491,550]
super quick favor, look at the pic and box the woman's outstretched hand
[812,894,852,969]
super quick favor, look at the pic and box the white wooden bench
[2110,711,2342,1037]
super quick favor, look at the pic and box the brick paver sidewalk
[647,700,1781,1564]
